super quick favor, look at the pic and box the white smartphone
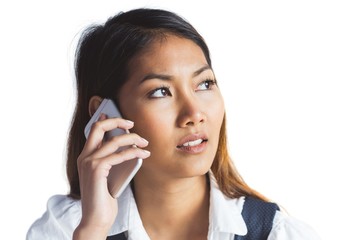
[84,98,142,198]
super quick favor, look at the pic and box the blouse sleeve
[268,210,322,240]
[26,195,81,240]
[268,211,320,240]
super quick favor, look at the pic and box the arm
[268,210,322,240]
[73,116,150,239]
[73,225,109,240]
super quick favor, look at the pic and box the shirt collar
[208,172,247,236]
[108,185,150,239]
[108,173,248,237]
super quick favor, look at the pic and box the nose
[177,94,206,128]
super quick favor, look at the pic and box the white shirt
[27,174,321,240]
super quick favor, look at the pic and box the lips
[176,133,208,153]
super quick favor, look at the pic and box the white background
[1,0,359,239]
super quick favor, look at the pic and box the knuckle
[108,134,120,143]
[91,121,103,131]
[78,156,98,171]
[128,133,141,144]
[129,133,140,139]
[86,158,99,170]
[127,147,144,158]
[116,148,132,158]
[126,150,137,159]
[76,154,85,167]
[110,133,132,145]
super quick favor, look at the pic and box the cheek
[131,106,174,147]
[207,95,225,129]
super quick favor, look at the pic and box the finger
[91,133,149,159]
[83,118,134,154]
[98,147,151,168]
[98,113,107,121]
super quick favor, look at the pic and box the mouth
[177,138,207,147]
[176,133,208,153]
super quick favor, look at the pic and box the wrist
[73,223,109,240]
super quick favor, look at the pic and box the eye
[197,79,217,91]
[148,86,172,98]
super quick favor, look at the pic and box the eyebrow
[139,65,212,84]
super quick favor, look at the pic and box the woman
[27,8,320,240]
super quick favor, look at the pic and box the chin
[174,160,213,179]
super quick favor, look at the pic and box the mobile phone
[84,98,142,198]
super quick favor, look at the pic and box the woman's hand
[73,115,150,239]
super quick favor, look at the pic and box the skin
[74,35,225,240]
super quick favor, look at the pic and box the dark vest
[107,196,279,240]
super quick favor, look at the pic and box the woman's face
[118,35,224,181]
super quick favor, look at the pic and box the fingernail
[126,120,134,125]
[99,113,107,120]
[141,138,149,144]
[142,149,151,157]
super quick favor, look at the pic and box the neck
[133,173,210,239]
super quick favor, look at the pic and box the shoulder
[26,195,81,240]
[268,210,322,240]
[239,196,279,239]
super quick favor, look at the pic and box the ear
[88,96,103,117]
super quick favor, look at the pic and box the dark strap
[235,196,279,240]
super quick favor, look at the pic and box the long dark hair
[67,8,266,201]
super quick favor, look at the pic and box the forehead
[127,35,208,76]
